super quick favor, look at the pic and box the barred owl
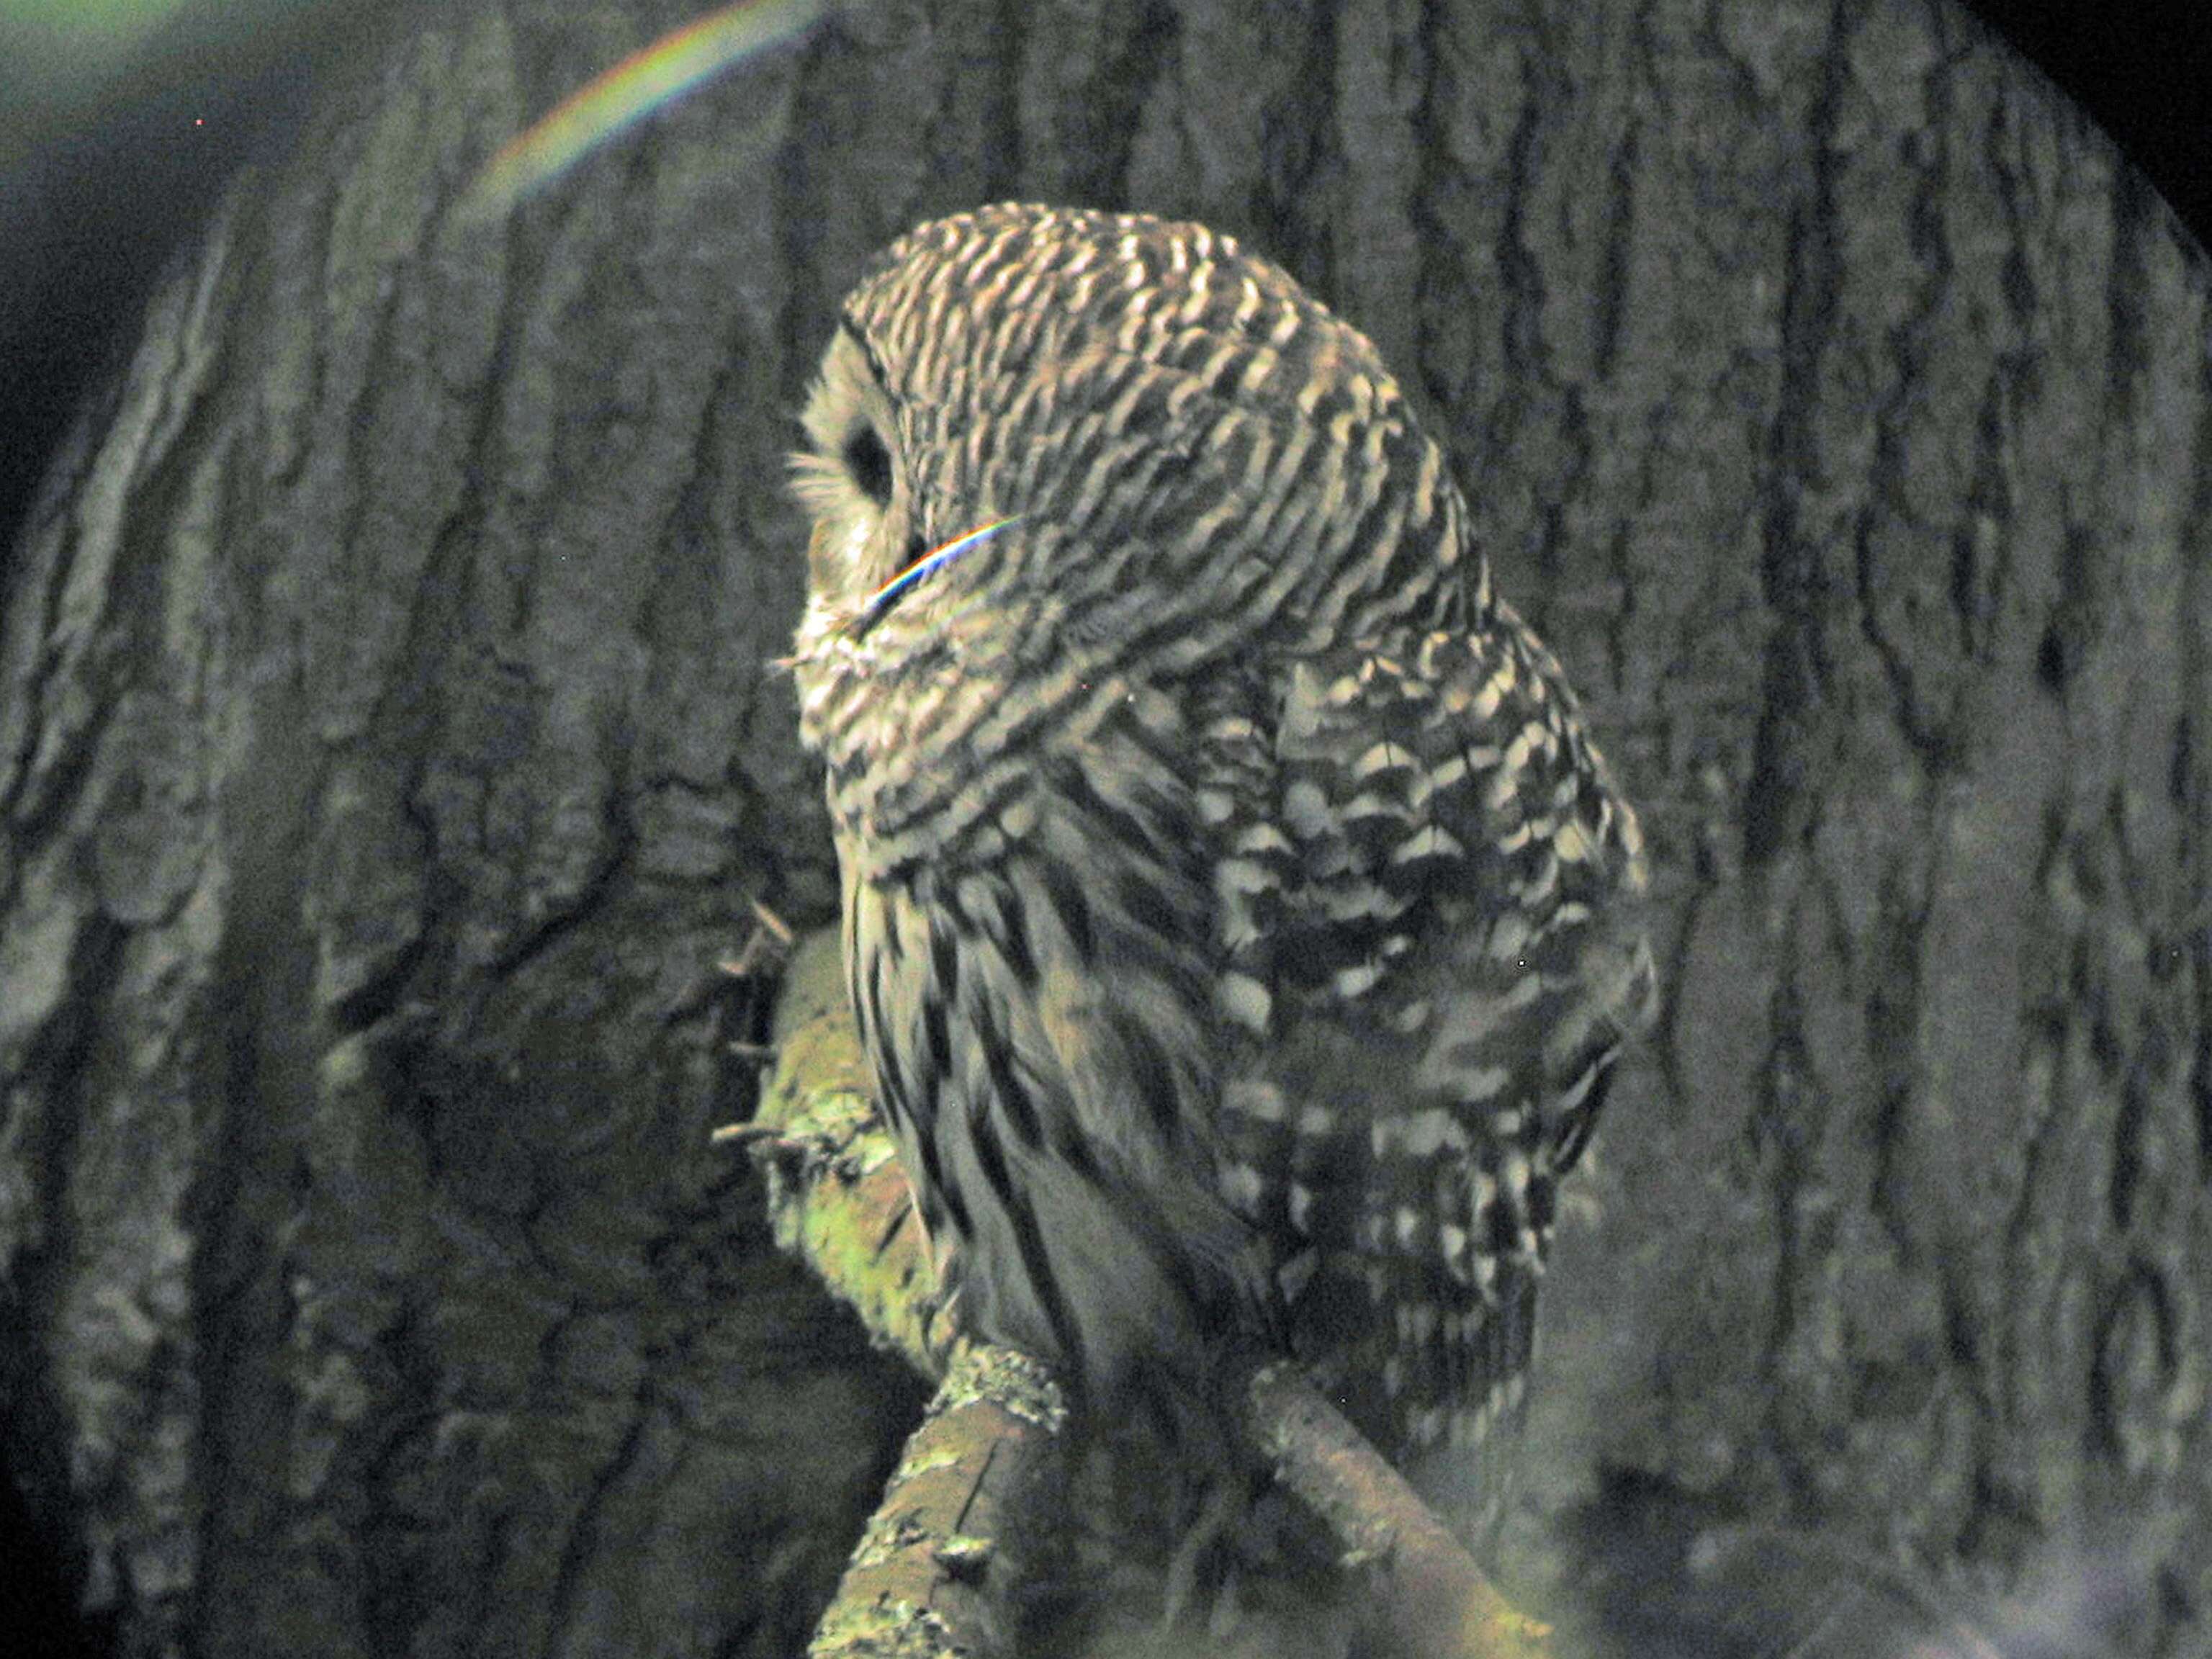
[788,204,1653,1494]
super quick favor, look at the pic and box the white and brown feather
[789,204,1654,1479]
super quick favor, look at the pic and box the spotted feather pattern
[1204,619,1653,1465]
[789,204,1654,1488]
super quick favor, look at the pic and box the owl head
[789,205,1482,709]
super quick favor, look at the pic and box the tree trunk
[1,1,2205,1656]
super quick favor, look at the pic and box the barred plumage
[790,204,1654,1485]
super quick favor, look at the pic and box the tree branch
[739,928,1551,1658]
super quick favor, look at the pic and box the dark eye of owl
[842,422,894,508]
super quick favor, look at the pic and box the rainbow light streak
[461,0,823,218]
[865,517,1024,619]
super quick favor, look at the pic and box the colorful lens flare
[460,0,823,220]
[866,517,1024,619]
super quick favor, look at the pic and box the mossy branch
[740,929,1550,1659]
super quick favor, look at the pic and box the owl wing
[1203,610,1655,1460]
[840,673,1279,1414]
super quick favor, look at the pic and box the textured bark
[1,1,2206,1658]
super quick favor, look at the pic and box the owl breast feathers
[788,203,1655,1470]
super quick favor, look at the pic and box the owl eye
[842,422,894,508]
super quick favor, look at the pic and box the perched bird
[788,204,1654,1515]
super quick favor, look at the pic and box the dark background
[0,1,2207,1655]
[1,0,2209,557]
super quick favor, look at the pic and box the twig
[1241,1360,1552,1659]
